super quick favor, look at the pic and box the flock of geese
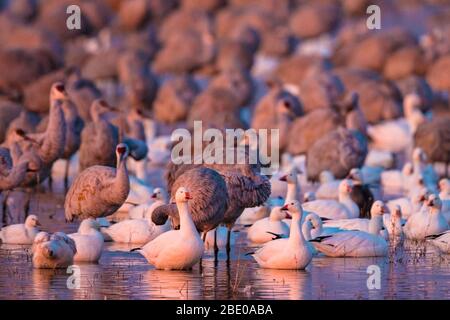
[0,1,449,276]
[0,97,449,270]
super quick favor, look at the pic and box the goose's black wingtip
[130,247,141,252]
[309,235,333,242]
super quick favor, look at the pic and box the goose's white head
[304,212,322,231]
[151,187,166,200]
[175,187,192,203]
[303,191,316,202]
[25,215,41,228]
[402,162,413,176]
[279,168,300,185]
[281,200,303,219]
[116,143,129,160]
[78,218,101,234]
[403,93,422,113]
[413,148,427,163]
[439,178,449,194]
[426,194,442,212]
[338,179,353,195]
[34,231,50,244]
[370,201,387,217]
[390,205,402,221]
[347,168,363,184]
[50,82,68,101]
[319,170,335,184]
[269,206,291,221]
[413,188,428,205]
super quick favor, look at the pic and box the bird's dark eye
[283,100,291,110]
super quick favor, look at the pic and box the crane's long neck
[113,155,130,201]
[286,182,299,203]
[176,201,197,236]
[288,213,306,247]
[39,103,66,164]
[368,215,383,235]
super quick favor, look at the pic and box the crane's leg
[214,228,219,261]
[64,158,70,191]
[226,228,231,261]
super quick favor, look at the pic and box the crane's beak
[281,204,289,211]
[284,212,292,219]
[151,193,157,199]
[279,175,287,182]
[185,192,192,200]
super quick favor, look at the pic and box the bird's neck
[338,191,352,203]
[368,215,383,235]
[289,214,306,247]
[113,157,130,200]
[286,183,299,203]
[176,201,197,236]
[301,223,312,241]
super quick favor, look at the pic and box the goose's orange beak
[185,192,192,200]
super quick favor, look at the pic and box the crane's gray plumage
[414,118,450,176]
[79,100,119,171]
[153,167,228,233]
[65,144,130,222]
[307,127,368,181]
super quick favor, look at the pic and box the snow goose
[64,143,130,221]
[426,231,450,254]
[250,200,313,270]
[137,187,204,270]
[367,93,425,153]
[382,205,404,242]
[439,179,450,201]
[303,179,359,219]
[411,148,438,193]
[128,187,168,220]
[323,200,386,234]
[311,229,388,257]
[381,162,413,194]
[316,171,340,200]
[404,194,449,240]
[247,206,290,244]
[237,205,270,224]
[311,207,388,258]
[302,212,341,239]
[68,218,104,263]
[0,215,40,244]
[279,168,301,203]
[102,215,171,245]
[32,232,77,269]
[387,187,427,219]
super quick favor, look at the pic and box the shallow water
[0,189,449,300]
